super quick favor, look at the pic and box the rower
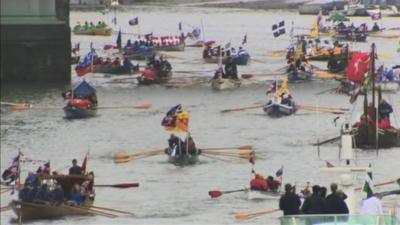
[372,22,380,32]
[266,176,281,192]
[224,54,238,80]
[69,159,83,175]
[250,174,268,191]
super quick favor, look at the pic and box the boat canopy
[73,80,96,98]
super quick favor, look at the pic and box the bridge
[1,0,71,83]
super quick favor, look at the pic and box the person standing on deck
[279,183,301,216]
[326,183,349,214]
[360,193,383,215]
[69,159,82,175]
[301,185,327,214]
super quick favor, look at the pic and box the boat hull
[211,78,241,91]
[73,28,112,36]
[63,105,97,119]
[93,65,133,75]
[10,200,93,221]
[155,43,185,52]
[137,72,172,85]
[375,82,399,92]
[203,54,250,66]
[263,103,297,117]
[167,153,199,166]
[246,189,281,200]
[354,124,400,149]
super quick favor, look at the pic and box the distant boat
[137,68,172,85]
[203,52,251,66]
[63,80,97,119]
[73,28,112,36]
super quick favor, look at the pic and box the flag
[36,161,50,174]
[144,32,153,40]
[363,171,374,198]
[347,52,370,83]
[1,153,20,184]
[224,42,231,49]
[116,30,122,49]
[129,17,139,26]
[178,22,182,31]
[371,12,382,20]
[81,151,89,175]
[242,34,247,45]
[275,166,283,177]
[161,105,190,132]
[112,17,117,25]
[326,160,335,168]
[75,52,94,76]
[272,20,285,38]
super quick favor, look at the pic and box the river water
[1,5,400,225]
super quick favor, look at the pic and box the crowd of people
[125,35,184,49]
[279,183,349,216]
[166,134,198,155]
[147,55,172,77]
[18,159,94,207]
[74,21,108,31]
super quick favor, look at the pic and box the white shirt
[360,196,383,215]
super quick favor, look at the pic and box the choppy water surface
[1,5,400,225]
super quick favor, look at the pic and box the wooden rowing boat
[245,189,281,200]
[166,146,200,166]
[211,78,241,91]
[154,43,185,52]
[73,28,112,36]
[10,174,95,221]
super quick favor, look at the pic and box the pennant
[275,166,283,177]
[129,17,139,26]
[178,22,182,31]
[81,151,89,175]
[347,52,370,83]
[242,34,247,45]
[363,172,374,198]
[116,30,122,49]
[326,160,335,168]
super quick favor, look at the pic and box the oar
[241,72,286,79]
[95,103,152,110]
[80,205,135,215]
[221,104,264,113]
[201,153,242,163]
[235,208,280,220]
[312,136,341,146]
[315,70,345,80]
[113,150,165,163]
[0,102,27,106]
[94,183,139,188]
[295,105,348,114]
[113,149,165,160]
[200,145,253,151]
[296,104,349,111]
[354,179,399,191]
[208,189,247,198]
[1,205,11,212]
[68,205,118,218]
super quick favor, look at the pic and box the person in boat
[279,183,301,216]
[50,184,65,205]
[89,22,95,29]
[372,22,380,32]
[266,176,281,192]
[250,174,268,191]
[167,134,184,155]
[123,57,134,69]
[83,21,89,30]
[19,183,35,202]
[301,185,327,214]
[280,93,294,107]
[183,134,197,155]
[69,159,83,175]
[34,183,50,202]
[378,99,393,120]
[113,57,121,66]
[223,53,239,80]
[68,184,86,206]
[203,45,212,59]
[213,66,224,80]
[25,171,40,188]
[326,183,349,214]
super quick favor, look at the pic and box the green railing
[279,214,399,225]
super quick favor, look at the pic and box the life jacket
[250,178,268,191]
[378,119,391,129]
[68,98,92,108]
[141,68,158,80]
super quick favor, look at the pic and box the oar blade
[132,103,153,109]
[11,103,32,111]
[208,190,223,198]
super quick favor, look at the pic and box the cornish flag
[272,20,285,38]
[129,17,139,26]
[363,171,374,198]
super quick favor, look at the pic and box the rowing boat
[166,145,200,166]
[211,78,241,91]
[245,189,281,200]
[73,28,112,36]
[154,43,185,52]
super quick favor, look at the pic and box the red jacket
[250,178,268,191]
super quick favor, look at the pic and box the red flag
[81,152,89,174]
[347,52,370,83]
[326,160,335,168]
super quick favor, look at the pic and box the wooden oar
[113,150,165,163]
[80,205,135,215]
[94,182,139,188]
[67,205,118,218]
[315,70,345,80]
[296,105,348,114]
[202,149,254,154]
[200,145,253,151]
[1,102,27,106]
[1,205,11,212]
[296,104,349,111]
[208,189,247,198]
[354,179,398,191]
[201,153,242,163]
[201,150,254,158]
[241,72,286,79]
[312,136,341,146]
[235,208,280,220]
[10,103,152,111]
[221,104,264,113]
[113,149,165,160]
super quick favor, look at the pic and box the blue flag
[116,30,122,49]
[275,166,283,177]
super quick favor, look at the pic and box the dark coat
[279,192,302,215]
[326,193,349,214]
[301,193,327,214]
[69,165,82,175]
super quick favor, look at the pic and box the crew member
[69,159,82,175]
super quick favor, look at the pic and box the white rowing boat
[245,189,281,200]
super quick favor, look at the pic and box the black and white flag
[272,20,285,38]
